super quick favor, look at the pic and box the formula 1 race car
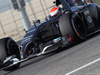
[0,0,100,71]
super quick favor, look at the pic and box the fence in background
[0,0,54,40]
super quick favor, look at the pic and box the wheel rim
[72,17,87,39]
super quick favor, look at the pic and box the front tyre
[0,37,20,71]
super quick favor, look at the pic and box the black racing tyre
[71,14,87,42]
[0,37,20,71]
[59,13,74,37]
[59,13,87,43]
[59,14,77,43]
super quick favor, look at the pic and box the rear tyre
[71,14,87,42]
[0,37,20,71]
[59,13,87,43]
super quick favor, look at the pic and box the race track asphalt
[1,33,100,75]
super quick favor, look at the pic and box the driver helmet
[50,7,61,18]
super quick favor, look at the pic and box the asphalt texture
[1,33,100,75]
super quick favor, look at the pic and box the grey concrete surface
[71,61,100,75]
[1,33,100,75]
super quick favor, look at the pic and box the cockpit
[66,0,85,7]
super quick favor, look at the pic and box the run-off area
[65,58,100,75]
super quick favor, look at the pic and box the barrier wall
[0,0,54,40]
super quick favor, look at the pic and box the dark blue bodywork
[19,17,61,59]
[19,0,100,59]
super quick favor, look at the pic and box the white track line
[65,58,100,75]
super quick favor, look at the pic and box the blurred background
[0,0,99,41]
[94,0,100,4]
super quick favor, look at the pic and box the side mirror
[53,1,56,4]
[91,0,93,3]
[33,19,40,28]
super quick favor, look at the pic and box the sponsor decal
[84,10,89,15]
[67,35,73,43]
[87,16,92,23]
